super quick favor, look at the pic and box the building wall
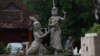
[94,36,100,56]
[81,33,100,56]
[0,29,29,44]
[81,37,95,56]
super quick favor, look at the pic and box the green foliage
[4,48,11,55]
[88,23,100,33]
[47,47,55,54]
[24,0,96,42]
[0,42,6,54]
[59,0,95,42]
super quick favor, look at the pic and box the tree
[24,0,96,43]
[88,23,100,33]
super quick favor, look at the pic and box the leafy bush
[0,42,6,54]
[88,23,100,33]
[25,0,95,42]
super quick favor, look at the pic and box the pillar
[28,28,32,46]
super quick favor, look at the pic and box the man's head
[68,35,75,41]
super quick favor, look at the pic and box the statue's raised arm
[60,10,66,20]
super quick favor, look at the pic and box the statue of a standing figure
[26,16,49,55]
[48,0,66,55]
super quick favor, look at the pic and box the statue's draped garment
[49,16,62,50]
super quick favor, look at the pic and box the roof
[0,0,33,28]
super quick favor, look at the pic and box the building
[81,33,100,56]
[0,0,33,44]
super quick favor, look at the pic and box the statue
[48,0,66,55]
[98,0,100,4]
[26,16,49,55]
[95,0,100,20]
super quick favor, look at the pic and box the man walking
[65,36,75,56]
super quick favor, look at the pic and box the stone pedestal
[81,33,100,56]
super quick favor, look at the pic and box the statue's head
[29,16,37,22]
[52,7,58,16]
[51,0,58,16]
[34,21,41,31]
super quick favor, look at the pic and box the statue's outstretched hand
[63,10,67,15]
[60,10,67,20]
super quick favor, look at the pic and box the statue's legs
[38,43,48,55]
[26,41,40,55]
[55,49,62,55]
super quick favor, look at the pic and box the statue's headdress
[52,0,58,15]
[34,21,41,31]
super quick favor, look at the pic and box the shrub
[0,42,6,54]
[88,23,100,33]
